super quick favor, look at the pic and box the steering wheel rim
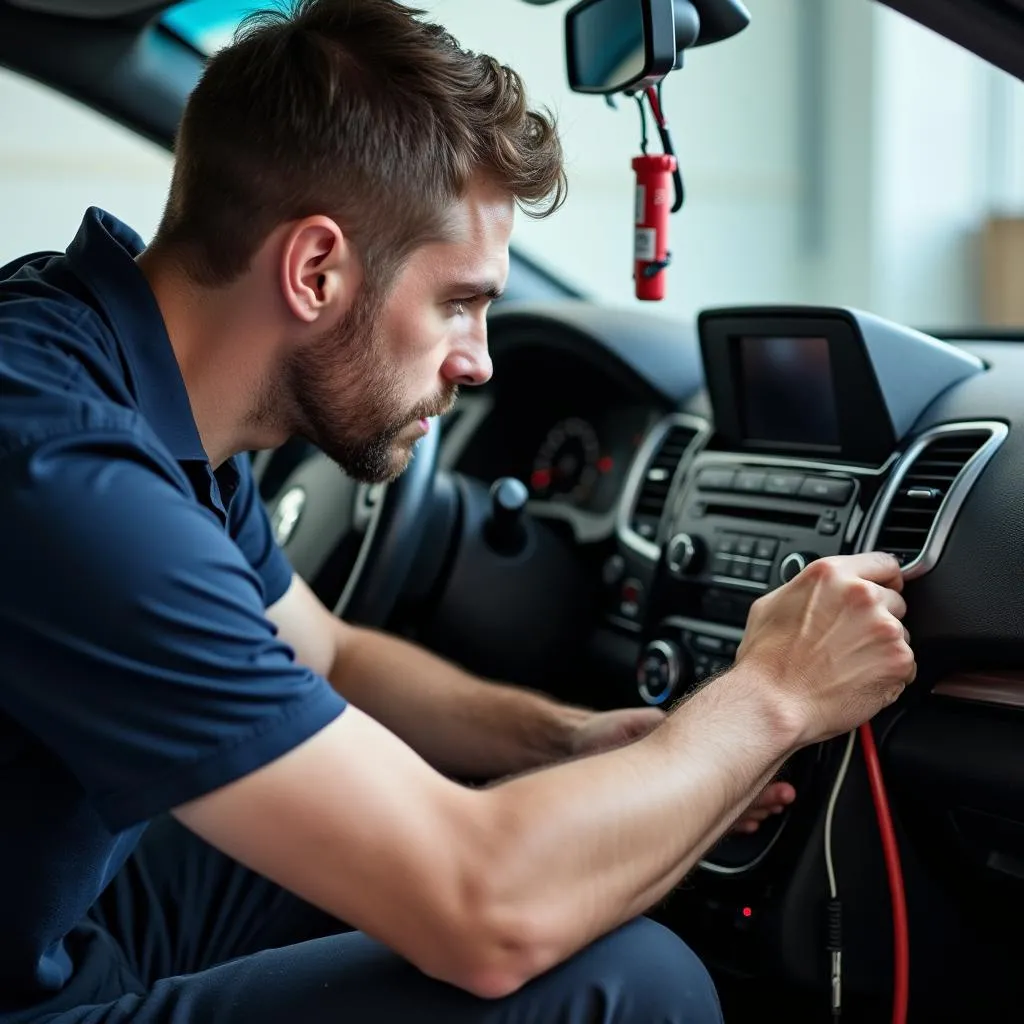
[254,419,441,627]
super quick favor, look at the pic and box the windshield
[164,0,1024,332]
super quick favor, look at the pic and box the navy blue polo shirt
[0,208,346,1013]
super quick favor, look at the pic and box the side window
[0,68,172,267]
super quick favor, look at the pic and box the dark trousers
[46,817,722,1023]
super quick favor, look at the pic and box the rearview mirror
[565,0,752,95]
[566,0,676,95]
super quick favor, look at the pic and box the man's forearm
[465,668,797,991]
[328,625,588,778]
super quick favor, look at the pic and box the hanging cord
[645,84,685,212]
[635,93,649,155]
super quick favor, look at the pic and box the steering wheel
[252,420,440,626]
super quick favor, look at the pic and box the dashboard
[433,299,1024,1017]
[443,340,665,540]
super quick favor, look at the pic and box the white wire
[824,729,858,899]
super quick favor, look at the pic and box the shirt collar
[65,207,208,462]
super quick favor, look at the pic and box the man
[0,1,915,1022]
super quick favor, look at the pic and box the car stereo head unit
[698,306,984,464]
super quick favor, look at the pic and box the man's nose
[442,332,493,387]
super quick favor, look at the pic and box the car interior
[3,0,1024,1020]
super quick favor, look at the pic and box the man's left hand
[567,708,795,835]
[568,707,666,758]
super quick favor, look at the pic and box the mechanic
[0,1,916,1022]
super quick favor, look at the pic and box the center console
[614,305,984,901]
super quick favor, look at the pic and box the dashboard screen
[737,335,840,448]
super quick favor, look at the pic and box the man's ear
[279,216,360,325]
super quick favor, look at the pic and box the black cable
[635,93,649,155]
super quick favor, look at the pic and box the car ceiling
[7,0,168,15]
[6,0,1024,85]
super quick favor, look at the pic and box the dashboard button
[754,538,778,560]
[734,471,767,494]
[711,555,732,576]
[729,559,750,580]
[694,634,726,654]
[602,554,626,587]
[799,476,854,505]
[637,640,684,705]
[717,535,737,554]
[696,468,737,491]
[736,536,756,557]
[666,533,704,576]
[765,472,804,496]
[618,578,644,619]
[818,519,840,536]
[750,560,772,583]
[779,552,818,583]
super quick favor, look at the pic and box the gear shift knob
[486,477,529,556]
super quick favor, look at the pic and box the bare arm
[268,575,593,778]
[174,667,791,998]
[177,553,915,999]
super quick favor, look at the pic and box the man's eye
[448,299,469,315]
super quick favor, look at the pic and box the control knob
[637,639,689,706]
[665,532,705,577]
[779,550,819,584]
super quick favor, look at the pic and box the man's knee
[568,917,722,1023]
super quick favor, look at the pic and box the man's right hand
[734,550,916,747]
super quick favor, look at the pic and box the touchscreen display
[738,335,840,447]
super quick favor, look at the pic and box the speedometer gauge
[530,417,601,505]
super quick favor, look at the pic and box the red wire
[858,721,909,1024]
[645,86,666,128]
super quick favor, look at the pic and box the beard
[278,290,457,483]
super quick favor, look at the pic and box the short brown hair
[154,0,566,289]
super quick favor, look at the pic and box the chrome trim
[933,673,1024,710]
[616,413,711,563]
[660,615,744,641]
[709,574,770,593]
[637,639,681,705]
[686,449,897,478]
[859,421,1009,580]
[779,551,808,583]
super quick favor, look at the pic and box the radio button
[735,536,756,557]
[711,555,731,576]
[637,640,684,705]
[750,560,772,583]
[696,468,737,491]
[694,634,726,654]
[779,551,819,583]
[717,535,737,555]
[734,471,767,493]
[729,559,751,580]
[765,472,804,496]
[754,538,778,560]
[799,476,854,505]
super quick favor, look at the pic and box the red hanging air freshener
[632,152,676,301]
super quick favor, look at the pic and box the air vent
[871,426,1001,572]
[629,422,700,542]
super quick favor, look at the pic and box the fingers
[868,581,908,620]
[732,781,797,835]
[834,551,905,590]
[757,781,796,807]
